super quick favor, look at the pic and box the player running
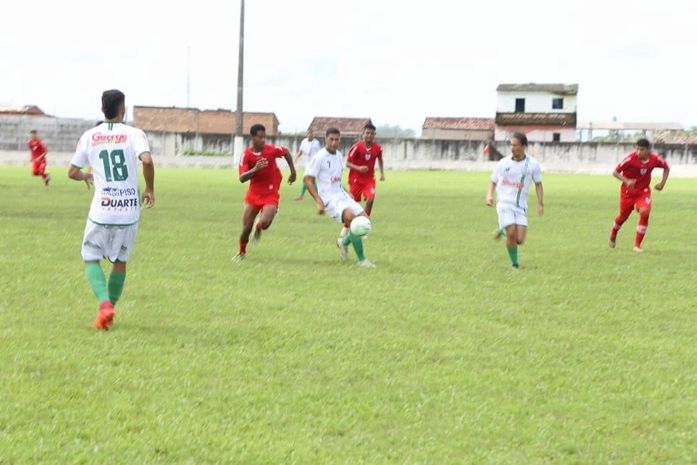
[608,138,669,252]
[344,122,384,235]
[28,129,50,186]
[234,124,296,261]
[293,128,321,200]
[68,89,155,330]
[304,127,375,268]
[486,132,544,269]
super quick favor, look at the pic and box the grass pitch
[1,166,695,464]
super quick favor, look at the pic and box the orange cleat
[94,300,115,330]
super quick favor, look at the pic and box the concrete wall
[5,139,697,177]
[421,128,494,141]
[497,91,578,113]
[0,115,96,152]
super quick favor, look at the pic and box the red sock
[239,240,248,254]
[635,212,649,247]
[610,211,631,240]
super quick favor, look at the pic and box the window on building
[515,98,525,113]
[552,133,561,142]
[552,98,564,110]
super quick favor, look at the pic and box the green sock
[85,263,109,302]
[506,245,519,267]
[348,232,366,261]
[300,184,307,196]
[108,271,126,305]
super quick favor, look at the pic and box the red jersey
[347,141,382,183]
[238,144,288,195]
[28,139,47,161]
[615,151,669,197]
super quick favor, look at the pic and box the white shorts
[497,204,528,229]
[324,190,364,223]
[81,220,138,262]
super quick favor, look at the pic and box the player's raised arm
[140,152,155,208]
[239,156,268,183]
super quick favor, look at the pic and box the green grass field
[1,165,696,464]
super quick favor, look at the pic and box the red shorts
[32,160,46,176]
[245,190,279,210]
[349,178,376,201]
[620,191,652,213]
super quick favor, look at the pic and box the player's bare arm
[141,152,155,208]
[613,170,636,188]
[535,182,544,215]
[378,157,385,181]
[239,158,269,183]
[346,161,369,173]
[655,166,670,191]
[303,175,325,214]
[68,165,94,189]
[283,150,297,184]
[486,181,496,206]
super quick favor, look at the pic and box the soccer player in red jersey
[609,138,670,253]
[234,124,296,261]
[346,123,384,216]
[28,129,50,186]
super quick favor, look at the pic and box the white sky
[2,0,695,133]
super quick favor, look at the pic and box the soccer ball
[350,216,372,236]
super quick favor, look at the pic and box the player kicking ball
[68,89,155,330]
[608,138,669,252]
[486,132,544,269]
[304,127,375,268]
[234,124,296,261]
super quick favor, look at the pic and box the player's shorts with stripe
[324,190,364,222]
[81,220,138,262]
[349,178,376,201]
[245,190,279,210]
[497,203,528,229]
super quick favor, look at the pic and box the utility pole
[233,0,245,160]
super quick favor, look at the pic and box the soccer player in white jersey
[293,128,321,201]
[304,127,375,268]
[68,89,155,329]
[486,132,544,269]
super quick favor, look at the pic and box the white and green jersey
[491,154,542,209]
[305,147,345,201]
[71,122,150,225]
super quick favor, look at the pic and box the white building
[495,83,578,143]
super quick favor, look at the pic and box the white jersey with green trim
[71,122,150,225]
[305,147,345,201]
[490,154,542,209]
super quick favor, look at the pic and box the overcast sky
[2,0,694,133]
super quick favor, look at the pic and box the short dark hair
[101,89,125,119]
[29,129,37,134]
[326,127,340,137]
[250,124,266,136]
[636,138,651,149]
[364,122,376,131]
[511,132,528,146]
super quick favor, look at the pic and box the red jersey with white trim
[347,141,382,183]
[238,144,288,195]
[615,151,669,197]
[29,139,47,161]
